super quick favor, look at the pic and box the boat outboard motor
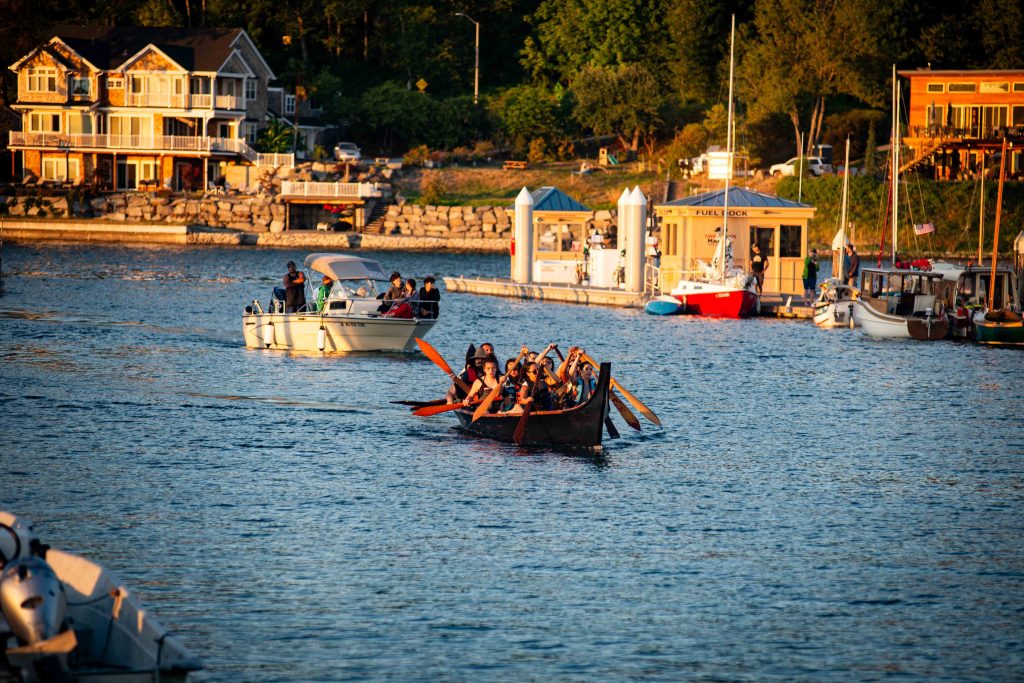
[0,557,67,645]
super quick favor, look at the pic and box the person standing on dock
[750,244,768,295]
[802,249,818,305]
[283,261,306,313]
[845,244,860,287]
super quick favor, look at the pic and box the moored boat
[0,511,201,682]
[644,295,683,315]
[453,362,612,448]
[851,268,949,340]
[812,278,858,328]
[242,253,438,352]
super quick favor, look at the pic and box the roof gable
[119,44,187,72]
[218,50,253,76]
[660,186,811,209]
[530,186,589,212]
[48,25,248,73]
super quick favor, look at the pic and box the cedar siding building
[9,25,276,190]
[899,68,1024,180]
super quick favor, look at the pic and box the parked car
[333,142,362,163]
[769,156,833,177]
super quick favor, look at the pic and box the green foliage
[418,170,451,205]
[403,145,431,166]
[863,121,878,177]
[570,63,664,152]
[257,121,297,154]
[489,84,573,155]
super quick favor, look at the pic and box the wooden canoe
[453,362,612,448]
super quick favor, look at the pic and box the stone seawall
[383,203,618,240]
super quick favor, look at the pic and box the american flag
[914,223,935,236]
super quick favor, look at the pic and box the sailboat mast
[720,13,735,279]
[892,66,900,264]
[988,137,1008,308]
[839,137,851,274]
[978,162,985,265]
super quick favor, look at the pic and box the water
[1,244,1022,681]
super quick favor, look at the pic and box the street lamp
[455,12,479,105]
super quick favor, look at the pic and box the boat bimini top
[303,253,389,282]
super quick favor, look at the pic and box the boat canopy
[303,253,388,281]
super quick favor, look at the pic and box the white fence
[256,153,295,168]
[280,181,384,198]
[11,132,258,161]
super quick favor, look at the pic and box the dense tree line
[2,0,1023,164]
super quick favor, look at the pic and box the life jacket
[575,376,597,405]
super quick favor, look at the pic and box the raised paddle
[610,390,642,431]
[413,400,481,417]
[513,365,545,445]
[416,338,471,394]
[580,351,661,427]
[472,346,529,422]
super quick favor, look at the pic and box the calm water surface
[1,244,1022,681]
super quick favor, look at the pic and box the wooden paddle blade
[581,352,661,427]
[605,417,620,439]
[610,390,642,431]
[472,384,501,422]
[413,401,476,417]
[513,403,534,444]
[416,338,471,393]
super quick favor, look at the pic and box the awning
[303,253,388,281]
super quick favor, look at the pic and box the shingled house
[8,25,279,190]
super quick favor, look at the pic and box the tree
[571,63,664,152]
[490,84,572,154]
[739,0,892,157]
[256,120,296,153]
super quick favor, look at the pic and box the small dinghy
[0,511,201,682]
[644,295,683,316]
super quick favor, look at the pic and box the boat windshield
[327,278,388,299]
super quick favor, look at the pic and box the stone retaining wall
[382,203,618,240]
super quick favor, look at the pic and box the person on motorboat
[378,271,404,313]
[316,275,334,312]
[418,276,441,318]
[283,261,306,313]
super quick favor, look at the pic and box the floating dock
[445,276,813,319]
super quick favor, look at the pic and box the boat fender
[317,325,326,351]
[265,321,275,348]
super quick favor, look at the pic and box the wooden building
[899,68,1024,180]
[654,187,815,296]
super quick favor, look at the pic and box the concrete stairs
[361,199,393,234]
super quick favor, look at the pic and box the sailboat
[813,136,859,328]
[851,67,949,340]
[666,15,758,319]
[974,137,1024,346]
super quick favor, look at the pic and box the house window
[980,82,1009,94]
[108,77,124,89]
[29,112,60,132]
[1014,83,1024,93]
[1013,106,1024,126]
[750,227,776,257]
[190,76,211,94]
[948,82,977,93]
[285,94,295,114]
[129,75,145,94]
[245,78,257,101]
[42,157,79,182]
[139,161,157,182]
[926,83,944,93]
[27,67,58,92]
[779,225,802,258]
[69,77,90,96]
[245,123,258,144]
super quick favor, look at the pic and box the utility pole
[455,13,479,105]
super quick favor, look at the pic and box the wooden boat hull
[454,363,612,448]
[974,319,1024,346]
[852,300,948,340]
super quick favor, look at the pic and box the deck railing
[256,153,295,168]
[10,131,258,161]
[280,181,385,198]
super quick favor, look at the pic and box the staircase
[899,137,950,174]
[361,199,393,234]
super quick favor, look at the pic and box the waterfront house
[654,187,815,296]
[8,25,278,190]
[899,68,1024,180]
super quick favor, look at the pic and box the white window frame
[245,78,257,101]
[139,161,158,182]
[108,77,124,89]
[69,77,90,96]
[926,83,944,93]
[27,67,58,92]
[1014,83,1024,93]
[28,112,61,132]
[285,94,296,115]
[244,123,258,144]
[980,82,1010,94]
[42,156,79,182]
[948,82,977,93]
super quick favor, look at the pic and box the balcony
[125,92,189,108]
[280,181,386,200]
[10,131,256,160]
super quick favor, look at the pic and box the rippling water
[1,244,1022,681]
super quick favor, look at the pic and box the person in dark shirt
[417,276,441,318]
[283,261,306,313]
[750,244,768,294]
[378,271,404,313]
[846,244,860,286]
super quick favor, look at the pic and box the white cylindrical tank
[513,187,534,284]
[616,187,630,253]
[625,186,647,292]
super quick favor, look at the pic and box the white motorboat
[812,278,858,328]
[851,268,949,340]
[242,253,439,352]
[0,511,201,682]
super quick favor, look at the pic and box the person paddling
[463,358,501,410]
